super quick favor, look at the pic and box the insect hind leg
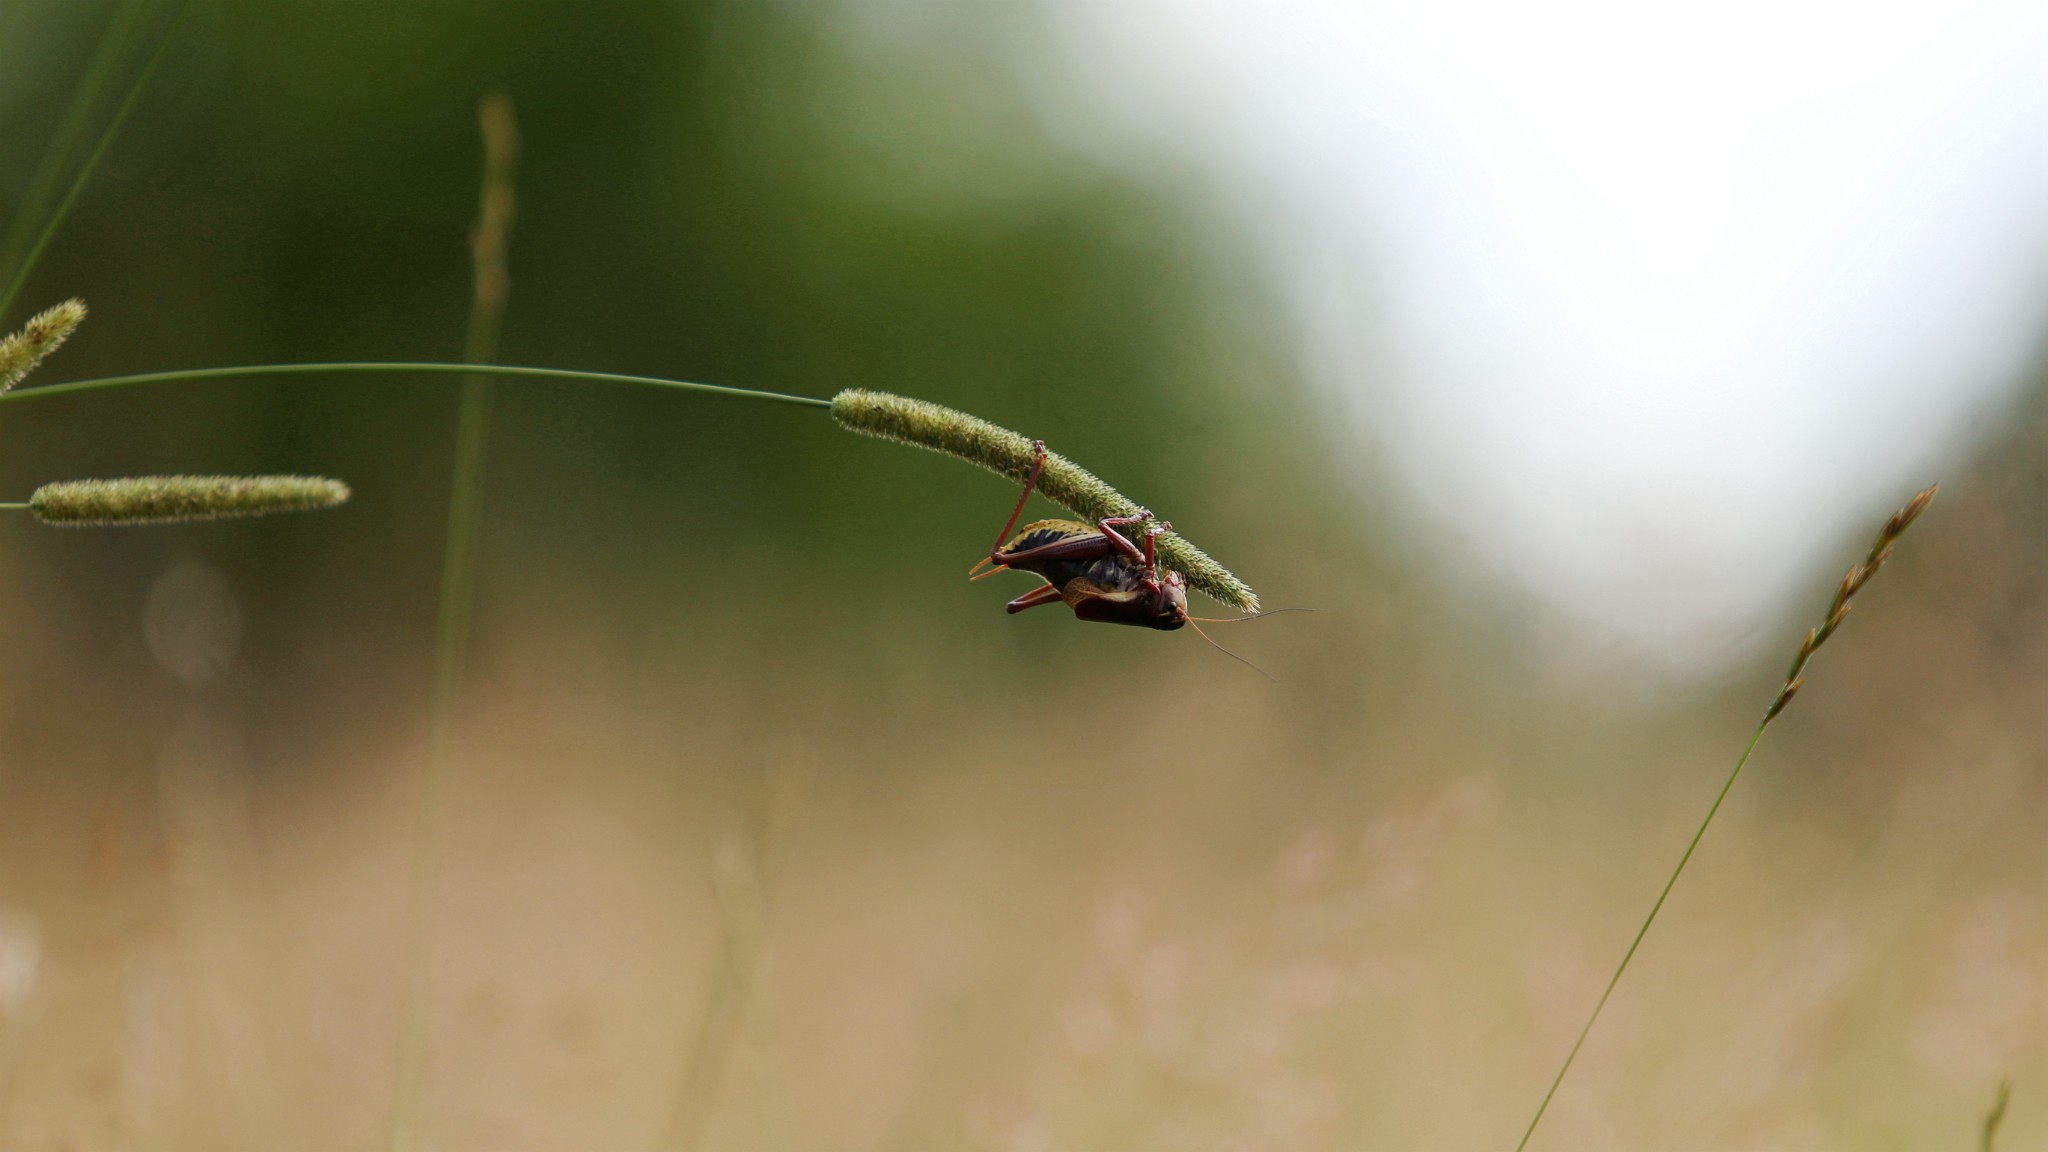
[980,439,1048,570]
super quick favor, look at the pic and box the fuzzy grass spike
[831,388,1258,612]
[0,299,87,393]
[30,475,350,525]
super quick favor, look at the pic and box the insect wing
[997,519,1101,560]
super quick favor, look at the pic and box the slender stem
[1512,721,1770,1152]
[0,503,26,511]
[1981,1078,2010,1152]
[663,768,803,1152]
[1511,487,1933,1152]
[0,362,830,409]
[664,856,767,1152]
[389,97,520,1152]
[0,0,191,323]
[0,0,149,275]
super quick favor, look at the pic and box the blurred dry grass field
[0,413,2040,1150]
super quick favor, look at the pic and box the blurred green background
[0,1,2039,1149]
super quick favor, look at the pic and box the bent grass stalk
[3,361,831,409]
[1511,484,1938,1152]
[10,369,1258,607]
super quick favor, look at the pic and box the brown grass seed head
[1768,483,1936,720]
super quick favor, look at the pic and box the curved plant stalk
[11,369,1257,608]
[0,361,831,409]
[1512,484,1937,1152]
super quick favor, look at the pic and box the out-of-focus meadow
[0,2,2041,1149]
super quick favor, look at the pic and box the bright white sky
[1022,0,2048,670]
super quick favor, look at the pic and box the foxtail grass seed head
[30,475,350,526]
[0,298,87,394]
[830,388,1259,611]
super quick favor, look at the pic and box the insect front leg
[1140,520,1171,574]
[1094,510,1155,566]
[1005,582,1066,614]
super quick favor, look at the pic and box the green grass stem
[0,0,190,323]
[0,361,830,409]
[1981,1078,2010,1152]
[1511,724,1768,1152]
[0,0,150,278]
[389,95,521,1152]
[1512,485,1936,1152]
[662,789,793,1152]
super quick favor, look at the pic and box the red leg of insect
[1141,522,1171,570]
[1093,511,1154,565]
[1099,515,1172,596]
[991,440,1048,554]
[1139,523,1167,594]
[970,439,1051,579]
[1005,583,1065,614]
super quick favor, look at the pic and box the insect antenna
[1187,617,1275,681]
[1185,607,1315,624]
